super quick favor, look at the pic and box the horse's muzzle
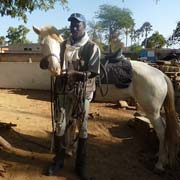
[40,57,49,69]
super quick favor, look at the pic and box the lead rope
[50,75,55,152]
[65,73,88,148]
[97,63,109,97]
[73,74,87,144]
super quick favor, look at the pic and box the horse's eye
[40,40,44,46]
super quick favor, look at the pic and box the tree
[88,20,102,42]
[96,4,134,52]
[173,21,180,38]
[140,22,153,48]
[0,36,6,45]
[167,21,180,47]
[142,31,166,48]
[58,26,70,40]
[0,0,68,22]
[87,20,105,51]
[124,24,135,47]
[6,25,31,44]
[133,29,142,45]
[129,43,142,52]
[129,27,135,46]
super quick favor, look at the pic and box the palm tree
[140,22,153,48]
[88,20,102,42]
[124,24,135,47]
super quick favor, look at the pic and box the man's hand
[67,70,86,82]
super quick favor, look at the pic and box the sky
[0,0,180,46]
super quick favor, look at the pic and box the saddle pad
[104,60,133,88]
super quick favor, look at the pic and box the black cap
[68,13,86,23]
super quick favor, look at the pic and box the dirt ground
[0,89,179,180]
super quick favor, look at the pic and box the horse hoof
[65,150,73,158]
[153,167,165,175]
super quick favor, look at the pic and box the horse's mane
[40,25,60,35]
[40,25,64,42]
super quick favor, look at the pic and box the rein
[46,53,60,152]
[97,63,109,97]
[69,75,88,146]
[63,75,88,149]
[50,76,55,152]
[50,72,87,152]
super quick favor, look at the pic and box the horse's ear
[58,35,64,42]
[33,26,41,35]
[56,29,64,42]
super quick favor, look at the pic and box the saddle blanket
[103,60,133,88]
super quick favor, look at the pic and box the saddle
[101,49,132,88]
[104,49,127,63]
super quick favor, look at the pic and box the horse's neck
[60,40,67,67]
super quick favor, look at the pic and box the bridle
[39,38,62,152]
[40,34,61,70]
[40,53,60,69]
[40,36,85,152]
[43,53,60,61]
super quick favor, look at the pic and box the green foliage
[0,36,6,45]
[129,43,142,52]
[139,22,153,48]
[140,22,153,34]
[0,0,68,22]
[6,25,31,44]
[142,31,166,48]
[96,4,134,30]
[88,20,103,42]
[131,29,142,45]
[96,4,134,52]
[173,21,180,38]
[58,26,70,40]
[167,21,180,46]
[87,20,106,51]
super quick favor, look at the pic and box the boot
[75,138,90,180]
[46,135,65,176]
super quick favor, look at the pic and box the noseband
[40,53,60,69]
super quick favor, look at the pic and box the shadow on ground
[0,109,180,180]
[9,89,51,102]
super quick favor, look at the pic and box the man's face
[70,19,85,40]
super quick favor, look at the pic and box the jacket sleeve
[88,43,101,76]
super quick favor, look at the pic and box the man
[46,13,100,180]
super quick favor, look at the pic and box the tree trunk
[0,136,52,160]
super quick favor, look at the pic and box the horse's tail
[163,75,179,166]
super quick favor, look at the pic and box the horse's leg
[146,112,167,171]
[64,95,76,157]
[65,120,77,157]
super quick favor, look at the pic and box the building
[8,43,41,53]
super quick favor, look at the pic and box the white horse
[33,25,77,157]
[33,25,180,172]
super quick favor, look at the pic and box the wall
[0,61,128,100]
[8,43,41,53]
[0,53,42,62]
[0,62,50,90]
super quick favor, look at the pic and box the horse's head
[33,25,64,76]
